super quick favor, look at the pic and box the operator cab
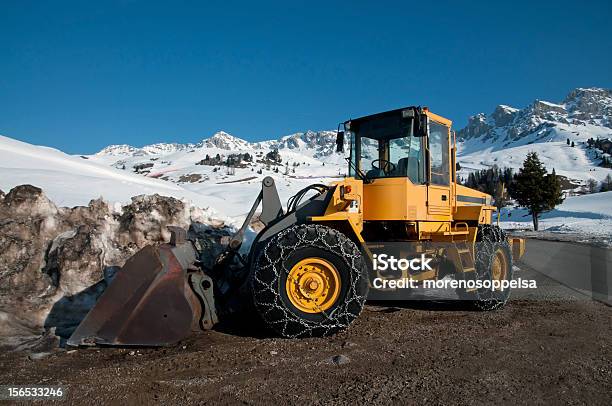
[338,106,453,187]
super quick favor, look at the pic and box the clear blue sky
[1,0,611,154]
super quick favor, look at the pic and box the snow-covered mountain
[86,87,612,203]
[89,129,350,215]
[458,88,612,143]
[199,131,255,150]
[96,130,342,158]
[269,130,339,158]
[0,130,349,219]
[457,87,612,189]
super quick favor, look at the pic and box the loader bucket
[67,240,202,347]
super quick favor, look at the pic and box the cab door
[427,120,452,216]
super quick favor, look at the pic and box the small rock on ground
[330,354,350,365]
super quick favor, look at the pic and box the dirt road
[0,244,610,405]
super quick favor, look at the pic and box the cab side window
[429,122,450,185]
[407,135,424,183]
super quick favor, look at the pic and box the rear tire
[250,224,369,338]
[457,225,513,310]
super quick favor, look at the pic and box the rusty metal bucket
[67,237,208,347]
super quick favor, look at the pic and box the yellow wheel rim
[285,258,341,314]
[491,249,508,288]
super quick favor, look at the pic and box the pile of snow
[0,184,233,349]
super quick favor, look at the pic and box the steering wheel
[371,159,396,175]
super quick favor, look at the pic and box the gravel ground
[0,264,610,405]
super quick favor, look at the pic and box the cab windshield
[348,114,425,184]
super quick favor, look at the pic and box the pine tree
[266,149,281,163]
[571,141,575,147]
[600,174,612,192]
[508,152,564,231]
[586,178,598,193]
[567,138,570,145]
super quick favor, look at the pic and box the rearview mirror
[414,113,428,137]
[336,131,345,153]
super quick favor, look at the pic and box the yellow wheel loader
[68,106,525,346]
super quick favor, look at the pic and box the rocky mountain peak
[491,105,519,127]
[531,100,566,115]
[96,144,141,156]
[201,131,252,150]
[564,87,612,105]
[458,87,612,143]
[564,87,612,126]
[272,130,339,157]
[459,113,490,139]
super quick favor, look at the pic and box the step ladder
[455,241,478,292]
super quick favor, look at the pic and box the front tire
[250,224,369,338]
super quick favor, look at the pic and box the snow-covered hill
[0,135,231,218]
[86,129,350,218]
[457,88,612,189]
[500,191,612,245]
[0,133,349,219]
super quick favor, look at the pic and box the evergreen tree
[462,165,513,197]
[600,174,612,192]
[566,138,570,145]
[266,149,282,163]
[586,178,598,193]
[509,152,564,231]
[571,141,575,147]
